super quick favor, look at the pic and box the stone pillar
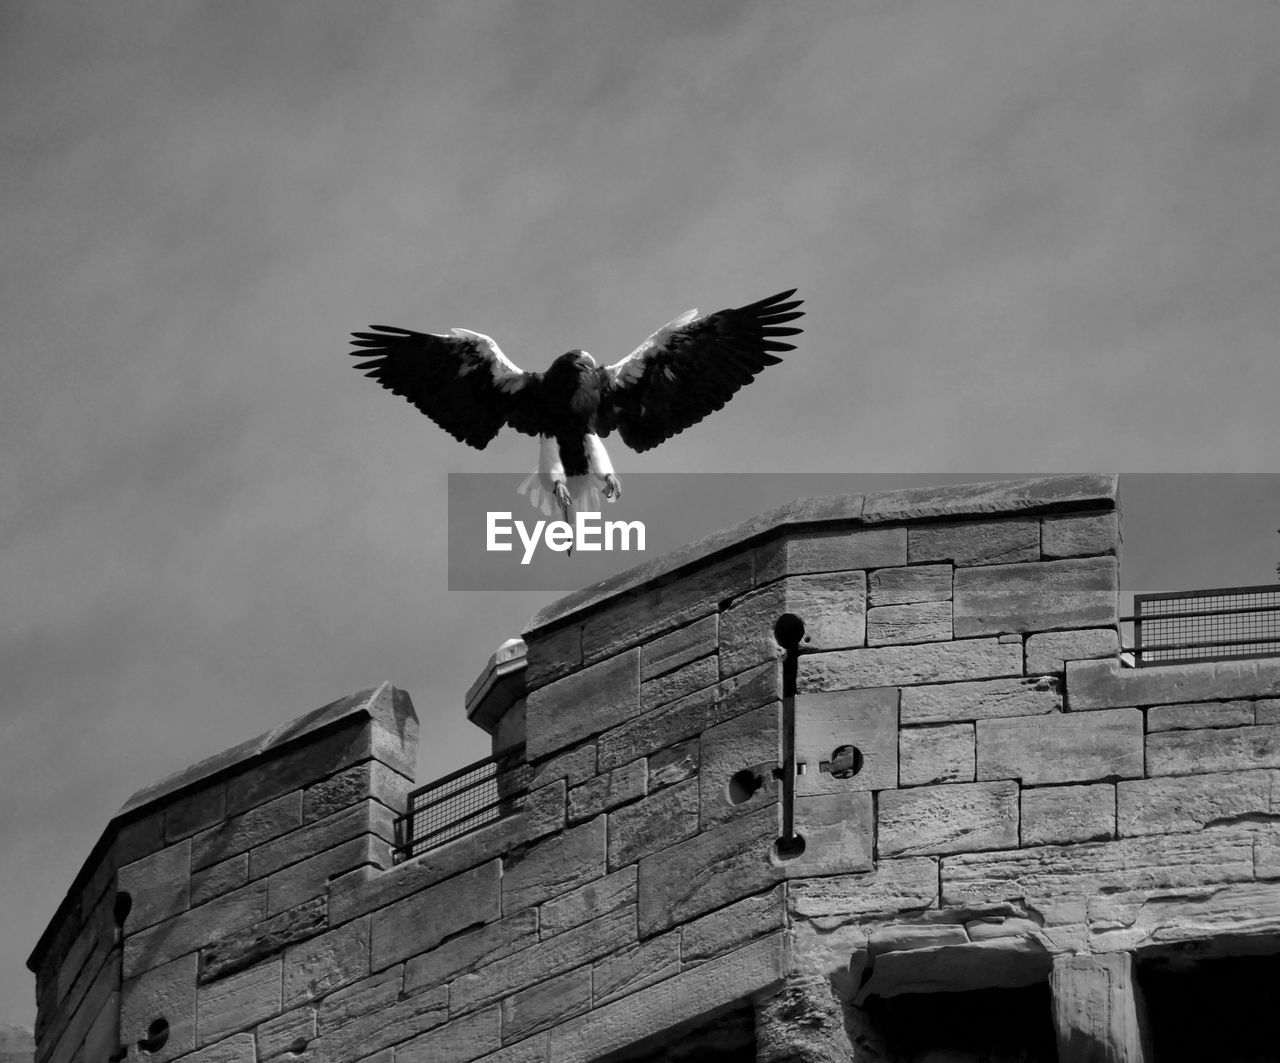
[754,975,855,1063]
[1051,953,1150,1063]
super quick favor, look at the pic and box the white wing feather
[606,308,701,386]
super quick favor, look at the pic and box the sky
[3,0,1280,1031]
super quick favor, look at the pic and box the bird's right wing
[350,326,545,448]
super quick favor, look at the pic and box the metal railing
[395,745,531,860]
[1124,584,1280,667]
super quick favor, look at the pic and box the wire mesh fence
[1130,584,1280,667]
[396,745,531,860]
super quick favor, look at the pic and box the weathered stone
[647,739,698,789]
[502,817,606,913]
[606,778,700,870]
[1116,770,1271,837]
[567,761,646,825]
[794,687,898,795]
[192,791,302,872]
[120,954,198,1063]
[1257,698,1280,724]
[900,675,1062,724]
[524,623,581,690]
[403,909,538,995]
[867,564,952,606]
[165,786,227,843]
[862,475,1117,525]
[593,934,681,1005]
[547,935,787,1063]
[1067,656,1280,711]
[700,703,781,827]
[197,957,281,1046]
[1025,628,1118,674]
[199,896,327,984]
[124,880,269,979]
[908,519,1040,566]
[879,781,1019,857]
[181,1034,258,1063]
[755,975,855,1063]
[637,803,780,936]
[500,966,592,1044]
[596,660,777,772]
[539,865,637,938]
[783,793,874,878]
[370,859,501,969]
[720,573,867,679]
[789,860,940,925]
[954,557,1118,637]
[640,655,717,712]
[640,614,718,682]
[528,744,595,790]
[397,1007,503,1063]
[119,839,191,934]
[866,601,952,645]
[316,969,448,1061]
[899,723,975,786]
[977,709,1143,785]
[868,923,969,955]
[525,649,641,760]
[1146,723,1280,776]
[223,718,375,817]
[800,638,1022,692]
[1051,953,1149,1063]
[681,885,787,965]
[191,854,249,907]
[270,835,391,917]
[1146,700,1255,732]
[1021,784,1115,846]
[282,915,370,1008]
[248,800,393,881]
[302,760,411,823]
[256,1006,316,1059]
[1041,512,1119,560]
[858,937,1051,1001]
[754,526,905,582]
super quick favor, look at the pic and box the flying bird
[349,289,804,519]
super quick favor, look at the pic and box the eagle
[349,288,804,518]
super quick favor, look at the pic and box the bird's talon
[604,474,622,502]
[553,481,572,510]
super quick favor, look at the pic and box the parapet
[30,474,1280,1062]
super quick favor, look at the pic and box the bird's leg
[553,479,572,517]
[603,473,622,502]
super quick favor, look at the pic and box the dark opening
[773,613,806,652]
[112,890,132,927]
[138,1018,169,1054]
[727,769,763,805]
[603,1000,755,1062]
[825,744,863,779]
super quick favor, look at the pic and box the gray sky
[3,0,1280,1029]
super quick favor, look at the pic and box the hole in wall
[113,891,132,928]
[773,613,806,651]
[288,1036,309,1054]
[727,769,762,805]
[138,1018,168,1054]
[773,833,806,861]
[824,745,863,780]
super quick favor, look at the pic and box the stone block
[607,777,701,870]
[191,854,249,907]
[116,809,167,867]
[500,966,592,1044]
[397,1008,503,1063]
[1257,698,1280,724]
[700,703,781,828]
[754,526,905,582]
[858,937,1051,1001]
[1147,700,1254,732]
[867,564,952,606]
[1041,512,1119,560]
[257,1007,316,1059]
[789,860,939,929]
[641,655,717,712]
[199,897,327,984]
[370,859,501,970]
[528,744,596,790]
[899,724,975,786]
[682,886,787,965]
[954,557,1118,637]
[637,803,781,937]
[181,1034,258,1063]
[1021,784,1115,846]
[879,781,1019,857]
[1146,724,1280,776]
[867,923,970,956]
[783,793,874,878]
[977,709,1143,785]
[862,475,1117,524]
[648,739,699,790]
[525,649,641,760]
[124,880,269,979]
[502,816,606,913]
[1067,656,1280,711]
[192,792,302,872]
[282,915,371,1008]
[1088,878,1280,956]
[539,865,637,938]
[403,909,539,995]
[303,760,411,823]
[593,934,681,1005]
[119,839,191,934]
[120,953,198,1063]
[165,786,227,843]
[197,957,281,1046]
[1051,953,1148,1063]
[267,835,390,917]
[866,601,952,645]
[794,687,898,795]
[316,969,448,1062]
[596,660,777,772]
[640,614,717,682]
[1116,770,1271,837]
[800,638,1022,692]
[223,719,374,816]
[900,675,1062,724]
[524,624,581,690]
[567,761,646,824]
[1025,629,1118,674]
[908,519,1040,566]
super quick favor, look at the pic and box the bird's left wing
[596,289,804,453]
[350,326,545,448]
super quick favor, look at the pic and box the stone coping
[464,637,529,734]
[524,474,1118,636]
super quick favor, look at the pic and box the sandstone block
[1089,878,1280,956]
[648,738,699,789]
[525,649,641,760]
[1025,628,1118,674]
[197,957,281,1046]
[267,835,390,917]
[191,854,249,908]
[640,614,717,682]
[787,858,939,923]
[501,967,592,1044]
[249,800,393,881]
[528,745,595,790]
[681,885,787,965]
[165,786,227,843]
[282,915,371,1008]
[120,954,198,1063]
[908,519,1040,566]
[1051,953,1148,1063]
[641,655,717,712]
[567,761,647,824]
[879,781,1019,857]
[256,1006,315,1060]
[783,793,874,878]
[866,601,952,645]
[795,687,898,795]
[119,839,191,934]
[224,719,374,816]
[857,937,1051,1001]
[900,675,1061,724]
[502,816,606,914]
[1146,723,1280,776]
[124,880,269,979]
[800,638,1022,692]
[867,564,952,606]
[181,1034,258,1063]
[900,724,975,786]
[303,760,411,823]
[199,896,327,984]
[1257,698,1280,724]
[397,1007,503,1063]
[524,623,581,690]
[954,557,1118,637]
[607,778,700,870]
[1041,512,1119,560]
[192,791,302,872]
[1116,770,1271,837]
[539,865,636,938]
[1021,784,1115,846]
[403,909,538,995]
[754,526,905,582]
[370,859,501,970]
[868,923,969,956]
[593,934,681,1005]
[317,969,448,1062]
[977,709,1143,785]
[1146,700,1254,732]
[700,703,781,828]
[1067,657,1280,710]
[864,475,1117,522]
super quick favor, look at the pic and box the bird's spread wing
[596,289,804,452]
[350,326,544,448]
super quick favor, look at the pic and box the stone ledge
[1067,658,1280,710]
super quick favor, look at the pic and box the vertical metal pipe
[773,614,806,856]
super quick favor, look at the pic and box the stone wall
[30,475,1280,1063]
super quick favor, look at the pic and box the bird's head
[555,349,596,370]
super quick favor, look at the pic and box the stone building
[28,475,1280,1062]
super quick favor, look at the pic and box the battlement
[31,475,1280,1063]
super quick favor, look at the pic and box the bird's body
[350,289,804,519]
